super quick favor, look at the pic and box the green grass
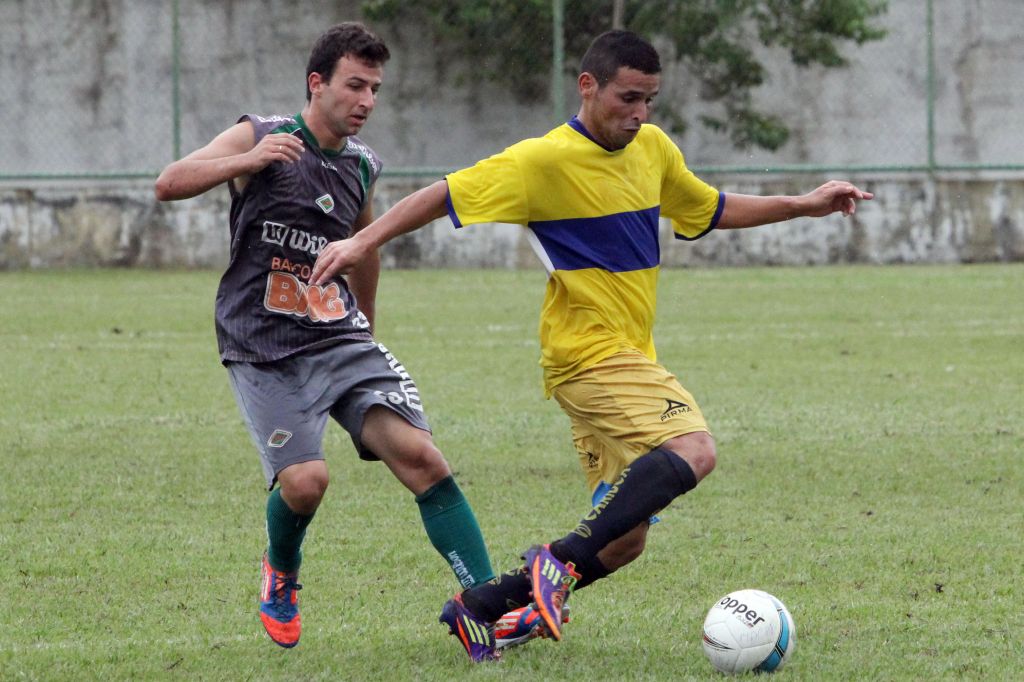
[2,265,1022,680]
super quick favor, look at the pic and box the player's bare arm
[716,180,873,230]
[154,122,305,201]
[344,189,380,332]
[311,179,449,285]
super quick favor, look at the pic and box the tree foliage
[362,0,887,150]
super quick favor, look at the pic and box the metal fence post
[926,0,936,172]
[551,0,566,123]
[172,0,182,161]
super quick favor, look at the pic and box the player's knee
[280,469,329,514]
[694,444,717,479]
[664,431,717,482]
[421,444,452,483]
[402,439,451,481]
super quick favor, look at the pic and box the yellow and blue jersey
[445,117,723,395]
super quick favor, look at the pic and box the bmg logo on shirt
[264,271,348,322]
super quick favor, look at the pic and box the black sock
[461,449,696,620]
[549,548,612,591]
[460,566,533,623]
[554,447,697,568]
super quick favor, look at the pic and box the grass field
[2,265,1022,680]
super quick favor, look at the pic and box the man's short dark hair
[305,22,390,100]
[580,30,661,86]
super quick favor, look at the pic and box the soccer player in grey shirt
[155,22,494,649]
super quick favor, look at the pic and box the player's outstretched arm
[716,180,873,230]
[311,179,449,285]
[153,122,304,201]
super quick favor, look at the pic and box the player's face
[312,55,383,138]
[582,66,660,150]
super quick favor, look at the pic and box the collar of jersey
[567,115,625,153]
[294,112,344,157]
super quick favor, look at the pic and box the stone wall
[3,175,1022,270]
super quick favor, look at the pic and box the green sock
[266,487,314,573]
[416,476,495,588]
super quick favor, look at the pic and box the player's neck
[299,105,347,152]
[574,110,616,151]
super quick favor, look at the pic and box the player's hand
[800,180,873,217]
[248,132,304,171]
[311,238,369,285]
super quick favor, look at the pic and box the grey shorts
[226,339,431,489]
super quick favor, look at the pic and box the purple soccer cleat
[523,544,572,642]
[439,593,499,662]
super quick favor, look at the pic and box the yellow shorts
[551,350,710,493]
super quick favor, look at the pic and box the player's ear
[308,72,323,98]
[579,72,598,98]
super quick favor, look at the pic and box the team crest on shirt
[315,193,335,214]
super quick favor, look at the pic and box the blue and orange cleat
[523,545,576,642]
[495,602,571,650]
[439,593,499,662]
[259,553,302,648]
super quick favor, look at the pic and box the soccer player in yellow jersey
[312,30,872,661]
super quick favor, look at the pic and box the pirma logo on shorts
[660,398,692,421]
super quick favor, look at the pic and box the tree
[362,0,887,151]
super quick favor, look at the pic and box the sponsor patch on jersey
[315,193,335,214]
[264,271,349,323]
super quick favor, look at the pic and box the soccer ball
[701,589,796,674]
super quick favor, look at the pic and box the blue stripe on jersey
[445,188,463,228]
[529,206,661,272]
[673,191,725,241]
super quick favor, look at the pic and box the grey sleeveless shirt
[215,113,381,363]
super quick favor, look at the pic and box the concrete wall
[3,175,1022,269]
[1,0,1022,174]
[1,1,1022,267]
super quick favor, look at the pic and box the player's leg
[534,353,713,626]
[548,442,704,567]
[271,460,328,569]
[226,358,333,648]
[566,431,652,584]
[488,523,648,638]
[329,340,495,591]
[546,353,713,574]
[359,405,449,492]
[357,405,495,589]
[360,409,503,659]
[460,430,619,645]
[443,354,714,653]
[339,349,500,662]
[258,461,325,649]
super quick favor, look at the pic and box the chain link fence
[1,0,1021,180]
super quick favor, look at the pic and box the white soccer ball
[701,589,796,675]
